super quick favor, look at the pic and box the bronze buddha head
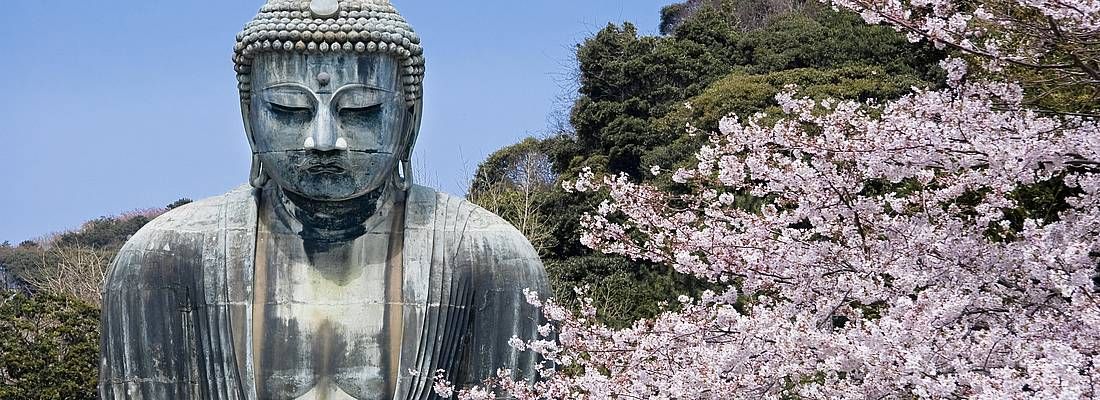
[234,0,425,201]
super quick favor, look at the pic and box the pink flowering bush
[437,0,1098,398]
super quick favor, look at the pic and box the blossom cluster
[828,0,1099,83]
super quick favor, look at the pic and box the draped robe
[99,184,551,399]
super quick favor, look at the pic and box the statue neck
[272,185,390,242]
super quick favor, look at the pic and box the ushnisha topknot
[233,0,425,105]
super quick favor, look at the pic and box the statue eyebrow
[263,82,314,92]
[332,83,395,96]
[262,83,321,106]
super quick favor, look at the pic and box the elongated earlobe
[250,155,268,189]
[242,101,268,188]
[391,103,421,192]
[390,159,413,192]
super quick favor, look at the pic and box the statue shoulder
[408,185,536,255]
[407,186,546,288]
[122,185,253,250]
[106,185,255,291]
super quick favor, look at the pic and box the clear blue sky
[0,0,670,243]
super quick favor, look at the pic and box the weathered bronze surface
[99,1,551,399]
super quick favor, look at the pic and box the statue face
[249,52,408,201]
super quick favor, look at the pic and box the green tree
[0,242,47,285]
[166,198,193,210]
[468,138,557,254]
[0,293,99,399]
[53,215,153,253]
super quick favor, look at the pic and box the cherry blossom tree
[438,0,1099,398]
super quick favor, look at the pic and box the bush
[0,292,99,399]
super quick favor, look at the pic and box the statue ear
[241,100,256,149]
[241,99,268,188]
[398,101,423,163]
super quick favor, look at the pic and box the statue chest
[252,230,402,400]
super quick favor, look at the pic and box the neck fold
[273,185,390,242]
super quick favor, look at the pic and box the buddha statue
[99,1,552,398]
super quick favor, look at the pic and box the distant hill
[0,198,192,304]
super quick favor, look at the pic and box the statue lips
[291,149,393,176]
[299,154,350,176]
[306,162,346,175]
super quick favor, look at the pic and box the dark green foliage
[660,2,694,35]
[739,10,944,79]
[53,216,151,253]
[166,198,194,210]
[545,256,660,321]
[565,20,737,178]
[0,243,40,284]
[546,255,717,327]
[1005,177,1080,227]
[532,188,602,261]
[0,293,99,399]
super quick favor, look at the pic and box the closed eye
[269,102,313,114]
[339,103,382,113]
[338,103,382,126]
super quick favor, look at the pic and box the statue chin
[258,150,396,202]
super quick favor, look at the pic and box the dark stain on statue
[313,319,336,379]
[357,55,379,85]
[259,317,310,397]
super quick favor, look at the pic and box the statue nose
[303,108,348,151]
